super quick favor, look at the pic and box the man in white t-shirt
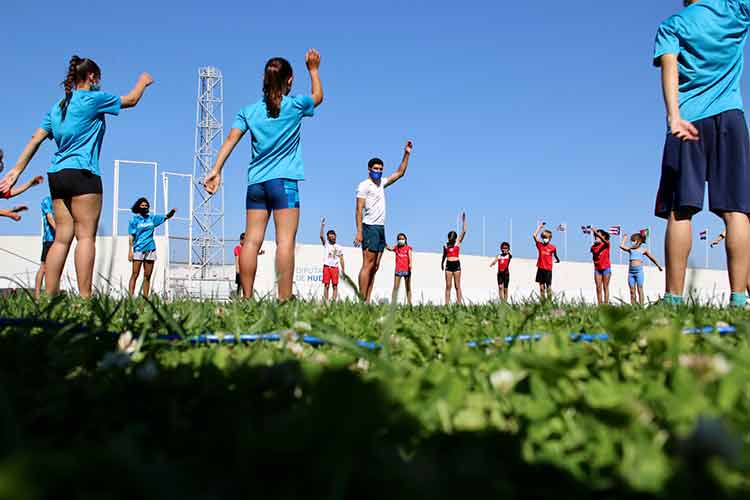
[320,217,345,302]
[354,140,413,303]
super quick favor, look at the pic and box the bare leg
[405,276,412,306]
[332,284,338,301]
[324,284,330,303]
[44,199,75,296]
[594,272,603,305]
[503,286,509,302]
[34,263,46,299]
[365,252,383,302]
[454,271,463,305]
[665,210,693,296]
[70,194,102,298]
[392,275,401,304]
[129,260,143,296]
[241,209,271,299]
[358,250,377,303]
[721,212,750,294]
[637,285,645,305]
[629,286,637,305]
[602,273,611,304]
[273,208,300,301]
[142,260,155,297]
[445,272,453,305]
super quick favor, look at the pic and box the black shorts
[535,268,552,286]
[41,241,53,262]
[655,109,750,219]
[445,260,461,273]
[48,169,103,200]
[497,270,510,288]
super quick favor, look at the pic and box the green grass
[0,294,749,499]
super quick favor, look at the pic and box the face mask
[369,170,383,182]
[542,238,550,244]
[140,207,149,216]
[398,239,406,246]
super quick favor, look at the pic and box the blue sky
[0,1,737,268]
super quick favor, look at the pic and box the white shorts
[133,251,156,262]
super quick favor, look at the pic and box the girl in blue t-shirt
[0,55,153,298]
[127,197,176,297]
[203,49,324,301]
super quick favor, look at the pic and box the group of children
[4,0,750,308]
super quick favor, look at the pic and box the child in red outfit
[590,227,611,305]
[532,223,560,300]
[386,232,413,305]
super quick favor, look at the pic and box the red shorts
[323,265,339,285]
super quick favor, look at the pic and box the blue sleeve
[292,95,315,118]
[41,198,52,215]
[232,108,249,132]
[128,216,137,236]
[153,215,166,227]
[40,111,52,133]
[93,91,121,116]
[653,18,680,66]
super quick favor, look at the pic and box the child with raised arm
[532,223,560,300]
[489,242,512,302]
[621,232,663,306]
[204,50,323,301]
[441,212,467,305]
[320,217,344,302]
[386,233,413,306]
[590,227,612,305]
[0,174,43,221]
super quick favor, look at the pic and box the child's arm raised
[0,205,27,221]
[619,233,631,252]
[306,49,324,107]
[385,141,413,187]
[7,176,43,197]
[319,217,326,245]
[711,231,726,248]
[0,130,49,194]
[532,223,544,243]
[458,212,467,244]
[204,128,246,195]
[645,249,663,272]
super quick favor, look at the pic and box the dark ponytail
[262,57,293,119]
[60,55,101,121]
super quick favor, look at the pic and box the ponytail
[262,57,293,119]
[59,55,102,121]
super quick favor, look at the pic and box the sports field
[0,294,748,499]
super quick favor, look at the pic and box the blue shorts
[246,179,300,211]
[595,268,611,276]
[655,109,750,219]
[628,266,644,288]
[362,223,386,253]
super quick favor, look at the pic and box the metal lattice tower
[192,66,225,279]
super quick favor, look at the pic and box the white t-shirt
[356,176,392,226]
[324,242,343,268]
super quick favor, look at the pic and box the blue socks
[663,293,684,305]
[730,292,747,308]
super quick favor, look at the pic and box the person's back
[235,94,314,185]
[654,0,750,123]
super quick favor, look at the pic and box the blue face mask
[369,170,383,182]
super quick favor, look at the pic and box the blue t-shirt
[40,196,55,243]
[232,95,315,185]
[40,90,121,176]
[128,213,167,253]
[653,0,750,124]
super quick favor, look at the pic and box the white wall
[0,236,731,304]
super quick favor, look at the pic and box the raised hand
[404,140,413,154]
[31,176,44,186]
[138,72,155,87]
[305,49,321,71]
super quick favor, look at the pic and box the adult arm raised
[121,73,154,109]
[384,141,413,187]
